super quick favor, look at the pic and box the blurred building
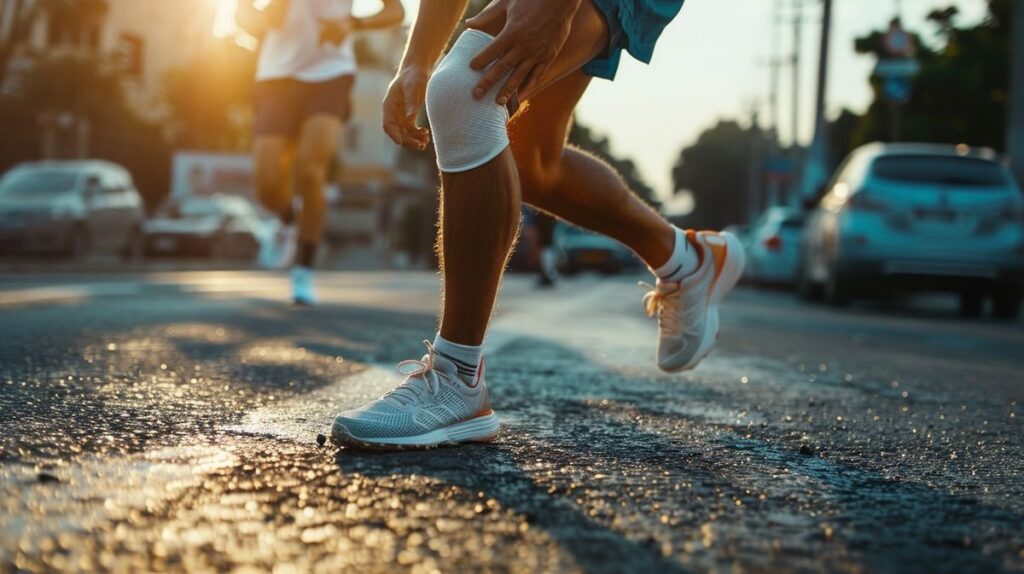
[327,28,438,265]
[1,0,219,117]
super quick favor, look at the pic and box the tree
[671,120,754,230]
[0,0,108,91]
[851,0,1011,150]
[0,54,171,207]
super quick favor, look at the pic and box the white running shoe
[259,223,297,270]
[291,265,317,306]
[641,230,745,373]
[331,341,498,450]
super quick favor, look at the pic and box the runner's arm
[235,0,289,37]
[398,0,470,73]
[380,0,470,150]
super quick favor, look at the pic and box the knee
[425,29,510,173]
[295,159,327,193]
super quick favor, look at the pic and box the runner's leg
[437,0,612,346]
[253,136,295,221]
[294,114,342,253]
[509,71,676,268]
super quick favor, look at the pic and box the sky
[218,0,991,199]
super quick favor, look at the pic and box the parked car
[799,143,1024,319]
[555,222,638,275]
[0,160,144,258]
[144,194,262,259]
[744,207,805,286]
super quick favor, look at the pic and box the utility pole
[769,0,784,131]
[1009,0,1024,187]
[790,0,803,147]
[799,0,834,203]
[748,103,764,222]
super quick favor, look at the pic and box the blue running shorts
[583,0,686,80]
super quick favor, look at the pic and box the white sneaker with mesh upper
[259,222,296,270]
[641,230,745,373]
[291,266,317,306]
[331,341,499,449]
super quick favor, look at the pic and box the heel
[713,232,746,303]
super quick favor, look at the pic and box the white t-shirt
[255,0,357,83]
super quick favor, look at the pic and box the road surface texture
[1,271,1022,573]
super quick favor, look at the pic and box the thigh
[468,0,609,102]
[295,114,342,175]
[254,80,303,139]
[508,70,591,187]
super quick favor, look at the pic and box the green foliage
[670,120,753,229]
[568,121,660,208]
[851,0,1011,150]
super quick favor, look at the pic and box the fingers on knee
[425,30,510,173]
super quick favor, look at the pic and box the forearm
[398,0,470,72]
[352,0,405,31]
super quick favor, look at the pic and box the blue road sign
[884,77,912,104]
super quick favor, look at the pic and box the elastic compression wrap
[425,29,510,173]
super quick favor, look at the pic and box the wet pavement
[0,271,1022,573]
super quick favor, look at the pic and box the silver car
[744,207,805,286]
[0,161,145,258]
[799,143,1024,319]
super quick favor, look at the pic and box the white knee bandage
[426,29,510,173]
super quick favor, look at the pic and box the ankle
[650,226,700,283]
[432,333,482,381]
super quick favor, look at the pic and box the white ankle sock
[432,333,482,381]
[651,226,700,283]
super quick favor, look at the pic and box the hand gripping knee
[425,29,511,173]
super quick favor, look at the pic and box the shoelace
[640,281,703,338]
[382,340,444,407]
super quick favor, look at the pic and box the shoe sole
[330,413,501,451]
[661,231,746,373]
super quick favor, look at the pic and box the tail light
[846,193,889,213]
[763,235,782,252]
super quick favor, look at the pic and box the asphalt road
[0,270,1022,573]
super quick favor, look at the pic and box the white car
[743,207,805,286]
[799,143,1024,319]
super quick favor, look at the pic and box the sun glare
[213,0,238,39]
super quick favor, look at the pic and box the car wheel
[824,261,851,307]
[992,287,1022,321]
[65,225,91,260]
[121,226,144,262]
[959,291,984,319]
[797,260,822,301]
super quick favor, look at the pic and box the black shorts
[254,75,354,138]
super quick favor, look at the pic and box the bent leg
[294,114,342,245]
[253,136,295,219]
[432,0,612,346]
[509,71,675,267]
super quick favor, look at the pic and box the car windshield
[0,168,80,197]
[871,155,1009,187]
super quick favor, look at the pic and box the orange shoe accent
[698,231,730,286]
[472,407,494,418]
[684,229,705,269]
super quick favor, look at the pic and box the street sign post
[872,18,919,141]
